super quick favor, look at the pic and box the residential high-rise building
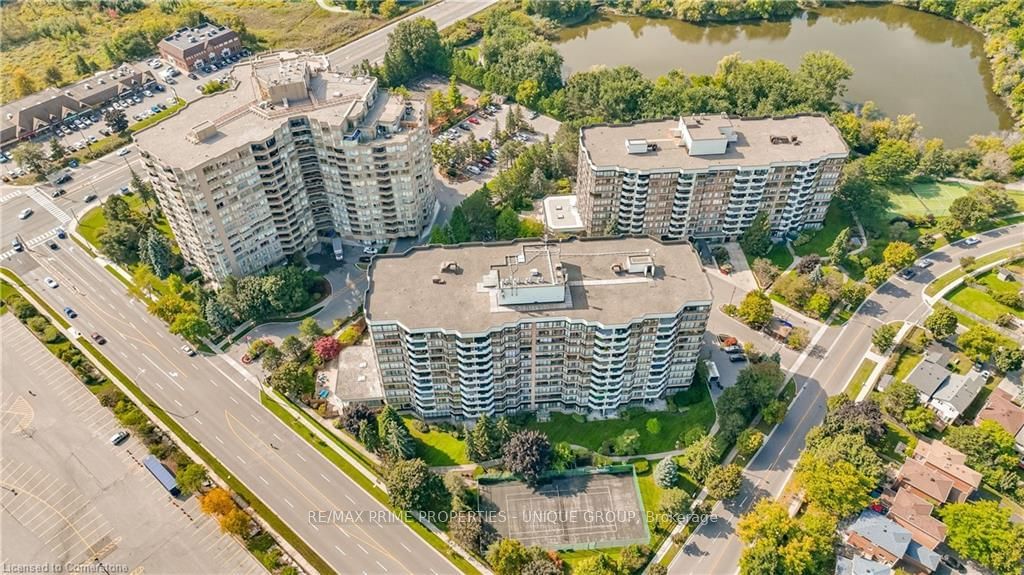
[135,51,435,281]
[364,237,712,421]
[575,114,848,242]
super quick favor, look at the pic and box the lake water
[554,4,1014,144]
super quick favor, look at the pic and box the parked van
[705,359,721,388]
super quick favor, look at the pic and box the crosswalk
[0,187,74,261]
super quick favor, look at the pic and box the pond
[554,3,1014,144]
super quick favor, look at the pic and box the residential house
[897,440,982,504]
[887,489,947,550]
[845,511,942,573]
[904,352,985,428]
[977,388,1024,454]
[836,556,892,575]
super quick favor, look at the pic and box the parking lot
[1,54,242,182]
[0,314,263,574]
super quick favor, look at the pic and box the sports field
[888,182,975,217]
[478,472,649,550]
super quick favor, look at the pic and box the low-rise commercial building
[158,24,242,72]
[574,113,848,242]
[364,237,712,420]
[135,51,435,281]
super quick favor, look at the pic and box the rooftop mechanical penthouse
[364,237,712,421]
[576,113,849,242]
[135,51,435,281]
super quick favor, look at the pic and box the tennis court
[478,471,648,550]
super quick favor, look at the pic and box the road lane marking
[174,399,183,407]
[249,413,260,423]
[295,452,306,462]
[334,545,346,556]
[194,416,203,425]
[236,455,246,465]
[319,473,331,483]
[259,476,269,485]
[272,433,283,442]
[215,435,224,444]
[376,561,388,572]
[344,494,355,504]
[230,396,239,405]
[283,498,294,509]
[357,544,368,554]
[400,543,411,552]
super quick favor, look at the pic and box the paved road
[1,314,263,575]
[671,224,1024,574]
[3,232,459,573]
[326,0,499,71]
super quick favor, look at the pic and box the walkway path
[315,0,348,12]
[945,176,1024,191]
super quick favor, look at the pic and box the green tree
[864,138,919,184]
[680,433,718,483]
[957,324,1004,360]
[98,221,142,264]
[948,194,992,229]
[104,108,129,134]
[658,487,690,522]
[738,500,836,575]
[515,79,540,109]
[804,291,832,319]
[48,138,66,162]
[705,464,743,500]
[449,511,498,556]
[614,429,640,456]
[268,361,314,397]
[487,539,532,575]
[940,500,1024,575]
[879,380,920,419]
[646,418,662,435]
[994,347,1023,373]
[74,54,94,75]
[502,430,552,486]
[298,317,324,343]
[882,241,917,270]
[43,65,63,87]
[736,428,764,458]
[573,553,618,575]
[170,313,211,343]
[379,419,415,461]
[11,142,46,173]
[11,68,36,98]
[804,430,884,481]
[129,169,157,212]
[260,346,283,373]
[825,227,850,264]
[794,453,873,518]
[495,207,520,240]
[864,263,893,287]
[384,459,449,513]
[280,335,304,359]
[140,230,172,279]
[739,212,772,258]
[653,457,678,488]
[924,305,958,339]
[448,207,472,243]
[903,406,934,433]
[871,323,898,353]
[428,225,452,245]
[176,464,208,496]
[381,18,447,86]
[737,290,773,329]
[796,50,853,112]
[378,0,400,18]
[447,75,463,110]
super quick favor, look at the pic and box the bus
[143,455,180,496]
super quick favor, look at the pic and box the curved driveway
[671,223,1024,575]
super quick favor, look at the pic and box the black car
[47,241,58,250]
[84,193,98,203]
[188,72,199,80]
[55,173,71,184]
[358,255,373,263]
[55,228,66,239]
[51,188,66,198]
[898,268,917,280]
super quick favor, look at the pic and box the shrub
[646,418,662,435]
[632,459,650,474]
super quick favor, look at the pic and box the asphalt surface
[325,0,499,71]
[1,314,263,575]
[671,223,1024,574]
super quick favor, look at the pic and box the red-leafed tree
[313,336,341,362]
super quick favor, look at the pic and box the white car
[962,236,981,246]
[915,258,935,268]
[362,246,379,255]
[18,208,32,219]
[143,90,153,97]
[117,147,130,157]
[44,277,58,288]
[110,430,129,445]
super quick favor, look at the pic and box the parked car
[529,110,540,119]
[358,255,373,263]
[63,307,77,318]
[68,159,79,168]
[468,117,480,125]
[962,236,981,246]
[362,246,379,255]
[722,344,743,354]
[898,268,917,280]
[467,165,481,175]
[188,72,198,80]
[44,277,58,288]
[119,186,130,195]
[110,430,129,445]
[459,123,471,131]
[181,345,196,357]
[18,208,32,220]
[728,354,748,363]
[915,258,935,268]
[91,332,107,344]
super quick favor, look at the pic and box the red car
[468,116,480,125]
[90,332,106,345]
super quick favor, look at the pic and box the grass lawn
[889,187,930,217]
[924,246,1024,297]
[793,204,851,257]
[946,285,1023,321]
[845,358,877,399]
[529,385,715,455]
[909,181,975,216]
[0,279,14,315]
[404,417,469,466]
[78,194,175,251]
[745,243,794,272]
[878,421,918,462]
[891,348,924,383]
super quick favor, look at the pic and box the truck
[704,359,721,389]
[332,237,344,262]
[143,455,180,496]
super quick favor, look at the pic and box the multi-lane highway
[672,223,1024,574]
[326,0,499,71]
[4,205,459,573]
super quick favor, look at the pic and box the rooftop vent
[431,275,445,285]
[625,138,649,154]
[770,135,791,145]
[440,261,460,273]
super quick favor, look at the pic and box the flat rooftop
[365,237,711,334]
[159,24,237,52]
[134,51,418,170]
[543,195,584,232]
[581,114,848,171]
